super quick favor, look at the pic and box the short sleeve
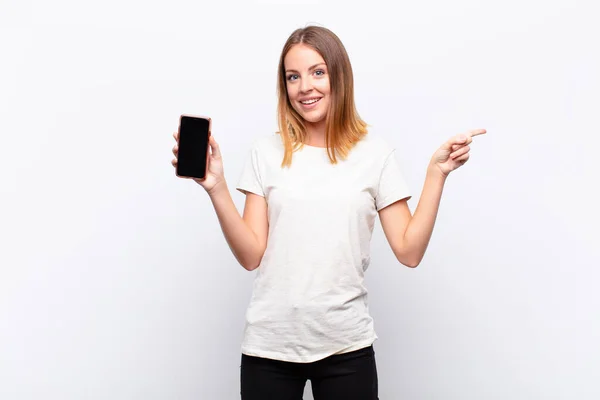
[375,150,411,211]
[236,146,265,197]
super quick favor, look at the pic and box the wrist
[207,179,228,198]
[427,162,448,182]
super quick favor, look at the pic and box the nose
[299,75,313,94]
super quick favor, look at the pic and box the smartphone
[176,114,211,180]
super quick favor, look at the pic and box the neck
[304,119,327,148]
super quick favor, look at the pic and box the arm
[172,133,268,271]
[379,166,446,268]
[208,183,268,271]
[379,129,486,268]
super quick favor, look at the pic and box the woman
[172,25,485,400]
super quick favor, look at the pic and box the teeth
[301,98,320,104]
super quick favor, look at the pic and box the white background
[1,0,598,398]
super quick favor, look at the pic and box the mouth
[299,97,322,109]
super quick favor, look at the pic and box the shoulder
[353,128,397,160]
[244,133,284,166]
[249,133,284,153]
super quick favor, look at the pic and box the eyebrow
[285,63,326,74]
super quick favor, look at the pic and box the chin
[301,114,326,124]
[295,106,328,124]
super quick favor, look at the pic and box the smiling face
[284,44,331,126]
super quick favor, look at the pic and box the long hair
[276,25,368,167]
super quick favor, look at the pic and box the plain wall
[1,0,598,398]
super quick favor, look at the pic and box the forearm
[207,181,264,270]
[402,165,447,266]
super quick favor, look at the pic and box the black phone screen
[177,116,210,179]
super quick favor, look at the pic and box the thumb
[441,134,467,151]
[209,135,222,159]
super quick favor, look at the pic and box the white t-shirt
[235,131,411,363]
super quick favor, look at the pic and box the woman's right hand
[172,132,226,194]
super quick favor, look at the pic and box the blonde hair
[276,25,368,167]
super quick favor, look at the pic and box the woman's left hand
[430,129,486,177]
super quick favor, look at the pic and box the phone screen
[177,116,210,179]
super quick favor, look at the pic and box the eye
[314,69,325,76]
[287,74,299,82]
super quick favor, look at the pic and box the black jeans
[240,345,379,399]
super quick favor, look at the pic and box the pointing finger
[467,129,486,138]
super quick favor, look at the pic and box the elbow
[235,242,266,272]
[402,259,421,268]
[391,236,423,268]
[243,262,260,272]
[395,252,422,268]
[240,258,260,271]
[240,252,264,272]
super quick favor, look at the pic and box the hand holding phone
[172,114,224,193]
